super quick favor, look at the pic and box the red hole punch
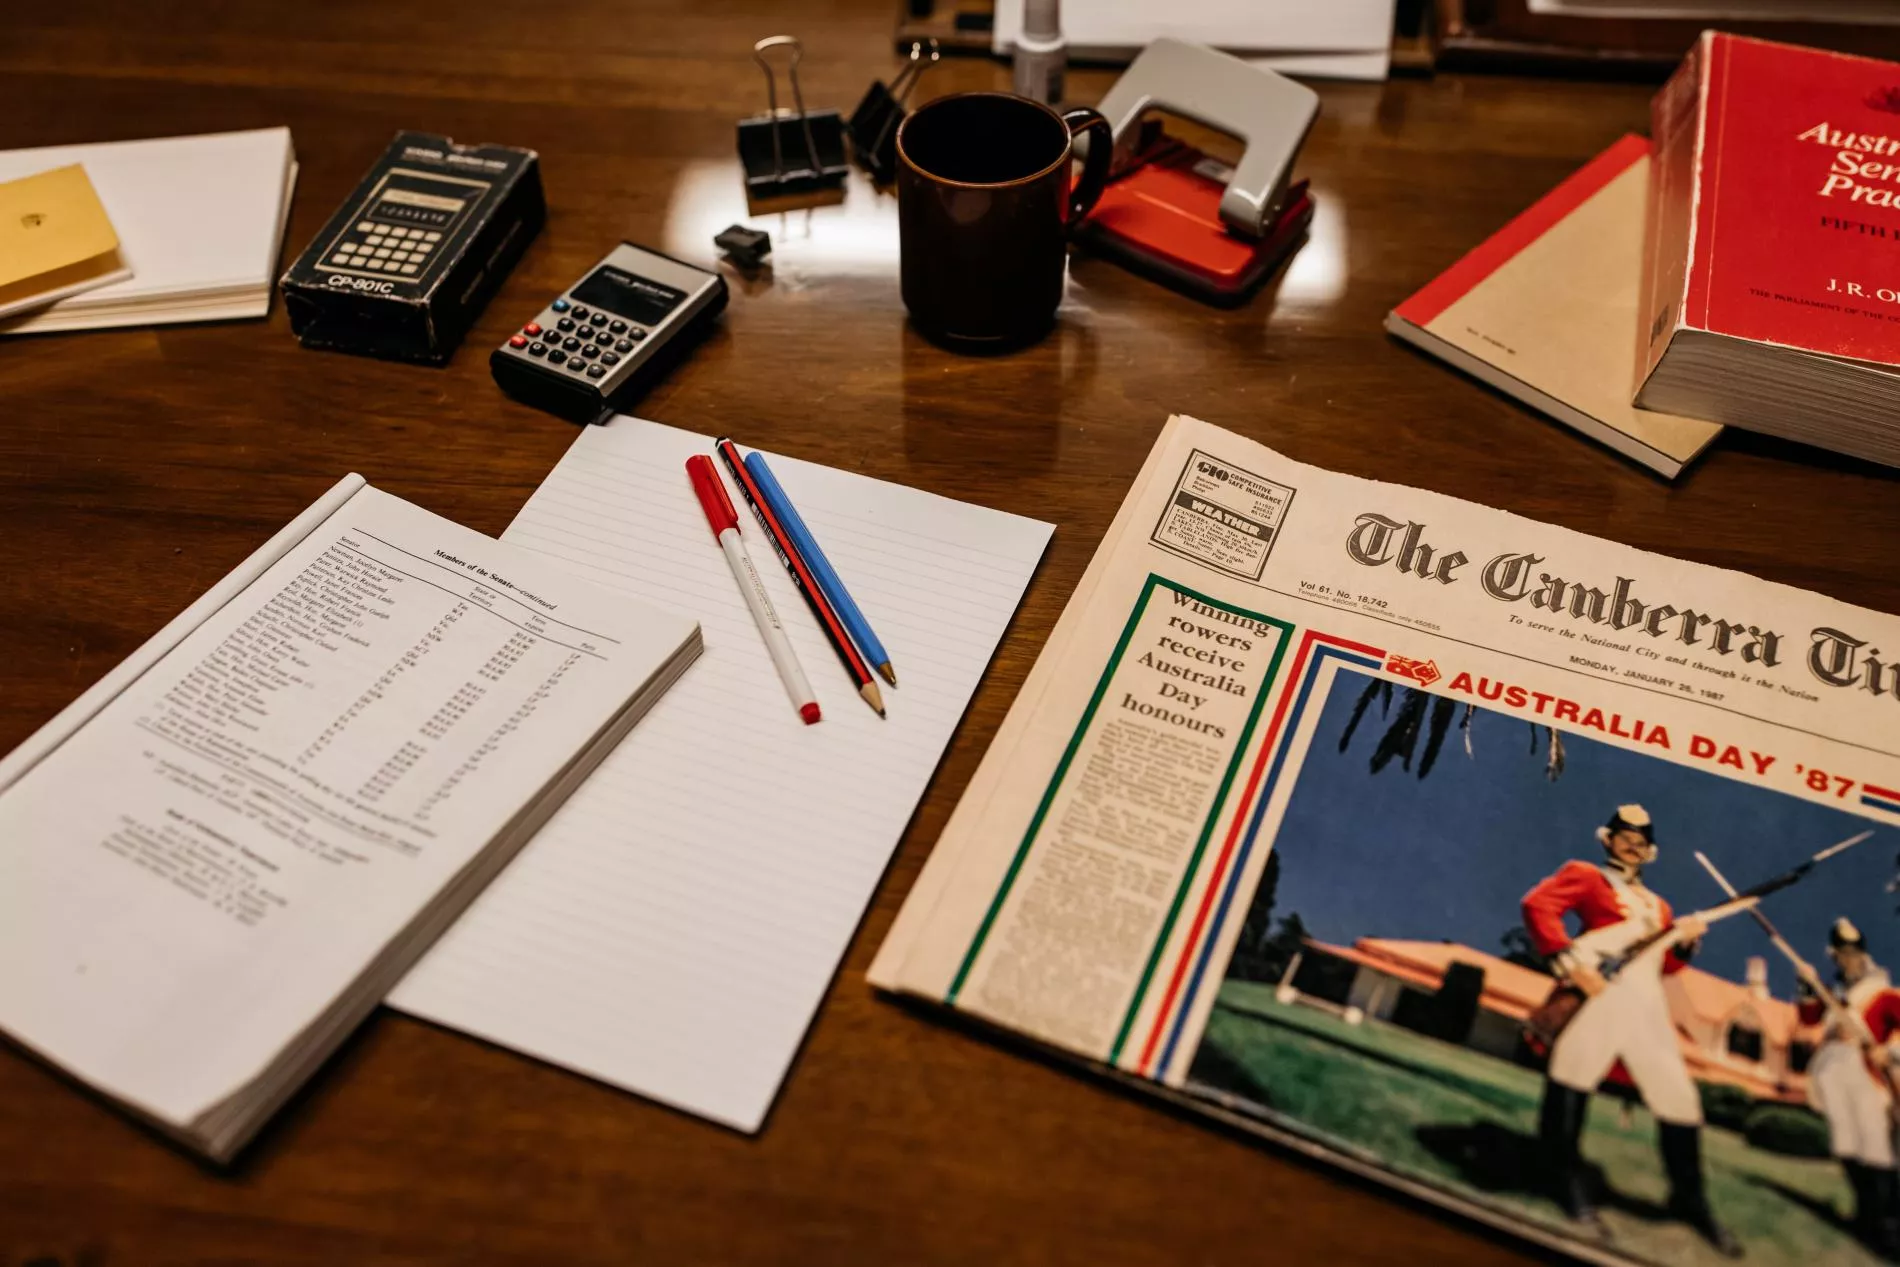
[1077,39,1320,307]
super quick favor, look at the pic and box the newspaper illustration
[872,415,1900,1267]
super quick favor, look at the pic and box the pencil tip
[861,681,886,716]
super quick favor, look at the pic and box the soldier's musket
[1598,835,1868,980]
[1689,830,1872,995]
[1720,829,1876,900]
[1587,893,1762,982]
[1692,832,1893,1105]
[1523,890,1763,1051]
[1526,832,1871,1050]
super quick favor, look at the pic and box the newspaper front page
[872,414,1900,1267]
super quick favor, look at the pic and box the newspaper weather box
[1151,449,1296,582]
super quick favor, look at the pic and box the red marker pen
[687,455,820,725]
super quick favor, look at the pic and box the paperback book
[1637,32,1900,468]
[1388,135,1720,479]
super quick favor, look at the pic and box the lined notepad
[389,417,1052,1130]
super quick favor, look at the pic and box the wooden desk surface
[4,3,1896,1264]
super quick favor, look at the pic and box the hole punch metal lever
[1089,37,1318,239]
[736,35,849,196]
[847,39,940,184]
[1077,39,1319,305]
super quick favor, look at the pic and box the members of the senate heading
[1798,917,1900,1259]
[1519,805,1740,1257]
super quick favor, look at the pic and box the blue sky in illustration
[1265,667,1892,998]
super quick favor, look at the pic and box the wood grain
[2,3,1896,1264]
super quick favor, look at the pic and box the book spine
[1636,31,1712,388]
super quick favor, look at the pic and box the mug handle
[1060,107,1113,232]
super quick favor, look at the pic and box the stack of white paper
[991,0,1398,81]
[0,476,701,1159]
[0,128,297,334]
[390,418,1054,1132]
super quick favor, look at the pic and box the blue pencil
[743,450,897,686]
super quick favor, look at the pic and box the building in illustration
[1287,936,1821,1103]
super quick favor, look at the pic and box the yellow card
[0,164,122,292]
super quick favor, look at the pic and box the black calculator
[312,168,491,282]
[489,242,728,425]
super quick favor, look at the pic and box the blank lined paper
[388,417,1052,1130]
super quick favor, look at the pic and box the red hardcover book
[1636,31,1900,468]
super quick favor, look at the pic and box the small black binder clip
[847,39,940,184]
[737,36,848,197]
[714,224,772,269]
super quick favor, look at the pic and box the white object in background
[390,417,1054,1132]
[1526,0,1900,19]
[1254,49,1390,82]
[0,128,297,334]
[993,0,1397,82]
[1013,0,1068,103]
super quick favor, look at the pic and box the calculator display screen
[572,265,688,325]
[369,170,484,231]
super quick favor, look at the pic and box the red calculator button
[523,322,543,337]
[508,335,529,349]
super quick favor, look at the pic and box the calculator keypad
[500,267,683,399]
[510,304,651,377]
[326,223,442,275]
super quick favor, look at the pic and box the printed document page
[390,417,1053,1132]
[0,485,694,1133]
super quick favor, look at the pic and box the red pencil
[716,438,886,718]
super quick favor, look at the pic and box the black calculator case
[281,132,543,365]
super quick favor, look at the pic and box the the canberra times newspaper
[872,414,1900,1267]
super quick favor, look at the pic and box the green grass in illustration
[1190,981,1871,1267]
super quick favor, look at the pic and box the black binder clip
[847,39,940,184]
[737,36,848,197]
[714,224,772,269]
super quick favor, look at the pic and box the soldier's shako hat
[1829,916,1867,953]
[1596,804,1658,863]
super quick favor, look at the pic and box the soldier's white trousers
[1809,1040,1895,1167]
[1548,971,1702,1126]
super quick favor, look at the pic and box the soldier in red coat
[1799,917,1900,1257]
[1520,805,1738,1256]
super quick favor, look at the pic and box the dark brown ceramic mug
[895,92,1112,345]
